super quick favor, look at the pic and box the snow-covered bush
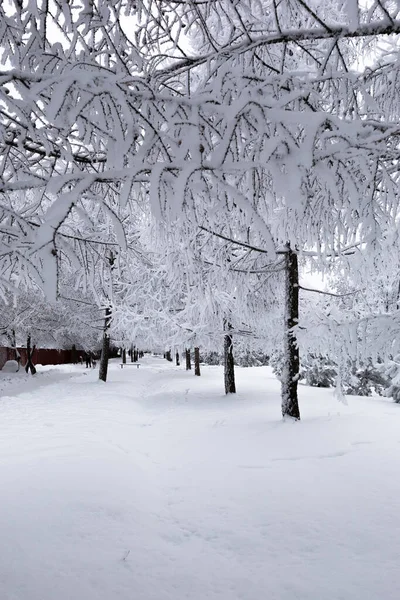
[201,351,222,366]
[201,350,269,367]
[380,356,400,402]
[236,351,269,368]
[270,351,286,381]
[343,363,387,397]
[302,355,337,388]
[1,360,20,373]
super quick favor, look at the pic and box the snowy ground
[1,356,400,600]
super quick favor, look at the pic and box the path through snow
[1,356,399,600]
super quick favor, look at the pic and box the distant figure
[91,353,97,368]
[85,353,92,368]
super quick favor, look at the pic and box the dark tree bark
[99,308,111,382]
[194,347,201,376]
[281,245,301,420]
[9,329,20,366]
[397,279,400,311]
[176,352,180,366]
[224,322,236,394]
[166,350,172,362]
[130,344,134,362]
[133,347,138,362]
[185,349,191,370]
[122,348,126,364]
[11,329,17,360]
[25,334,36,375]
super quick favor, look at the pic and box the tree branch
[299,285,361,297]
[157,19,400,79]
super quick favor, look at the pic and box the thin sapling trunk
[194,347,201,376]
[25,334,36,375]
[224,322,236,394]
[99,308,111,382]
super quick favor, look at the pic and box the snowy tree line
[1,1,400,418]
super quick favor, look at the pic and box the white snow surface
[1,356,400,600]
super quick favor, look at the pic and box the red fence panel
[0,347,74,370]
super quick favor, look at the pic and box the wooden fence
[0,347,75,371]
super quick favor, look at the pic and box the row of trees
[1,1,400,418]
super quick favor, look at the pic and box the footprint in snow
[351,440,373,446]
[271,450,349,461]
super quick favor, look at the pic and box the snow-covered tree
[2,0,400,413]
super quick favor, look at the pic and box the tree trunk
[130,344,134,362]
[133,347,138,362]
[25,333,36,375]
[122,348,126,364]
[10,329,20,366]
[224,323,236,394]
[194,347,201,376]
[281,245,301,420]
[176,352,180,366]
[99,308,111,382]
[11,329,17,360]
[166,350,172,362]
[185,349,191,370]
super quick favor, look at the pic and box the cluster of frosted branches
[0,0,400,356]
